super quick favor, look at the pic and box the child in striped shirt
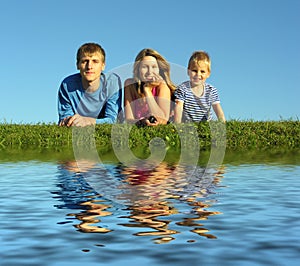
[174,51,225,123]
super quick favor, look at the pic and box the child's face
[188,61,210,87]
[77,52,105,84]
[139,56,160,82]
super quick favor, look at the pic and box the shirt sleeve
[174,84,186,102]
[211,87,220,105]
[57,81,75,123]
[96,73,123,124]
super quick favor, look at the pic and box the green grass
[0,120,299,151]
[225,120,300,150]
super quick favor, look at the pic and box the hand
[58,116,71,126]
[60,114,96,127]
[143,73,165,90]
[135,116,159,127]
[145,117,159,126]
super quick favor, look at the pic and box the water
[1,151,300,266]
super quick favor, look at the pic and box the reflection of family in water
[54,159,225,242]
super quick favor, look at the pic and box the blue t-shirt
[57,72,122,124]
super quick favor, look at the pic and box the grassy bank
[0,120,299,151]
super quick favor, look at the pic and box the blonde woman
[124,48,176,126]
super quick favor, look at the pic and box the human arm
[173,83,186,123]
[174,100,184,123]
[60,114,95,127]
[60,92,121,126]
[57,82,98,127]
[96,73,122,124]
[57,82,76,126]
[212,103,226,122]
[143,75,171,125]
[124,79,138,123]
[96,89,122,124]
[123,78,159,126]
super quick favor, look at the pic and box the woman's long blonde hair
[131,48,176,98]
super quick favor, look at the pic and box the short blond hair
[76,43,106,65]
[188,51,211,73]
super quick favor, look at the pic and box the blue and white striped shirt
[174,81,220,122]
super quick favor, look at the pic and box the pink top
[134,87,158,119]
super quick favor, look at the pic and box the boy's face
[77,52,105,84]
[188,61,210,87]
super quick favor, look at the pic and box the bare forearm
[144,91,169,120]
[174,101,183,123]
[213,104,226,122]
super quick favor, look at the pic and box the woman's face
[138,56,160,82]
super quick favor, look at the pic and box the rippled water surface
[1,154,300,266]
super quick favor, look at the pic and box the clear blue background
[0,0,299,123]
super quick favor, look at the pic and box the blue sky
[0,0,299,123]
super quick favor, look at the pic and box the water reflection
[72,200,113,233]
[54,160,115,233]
[53,160,225,242]
[119,162,180,241]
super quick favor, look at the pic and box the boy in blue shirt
[58,43,122,127]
